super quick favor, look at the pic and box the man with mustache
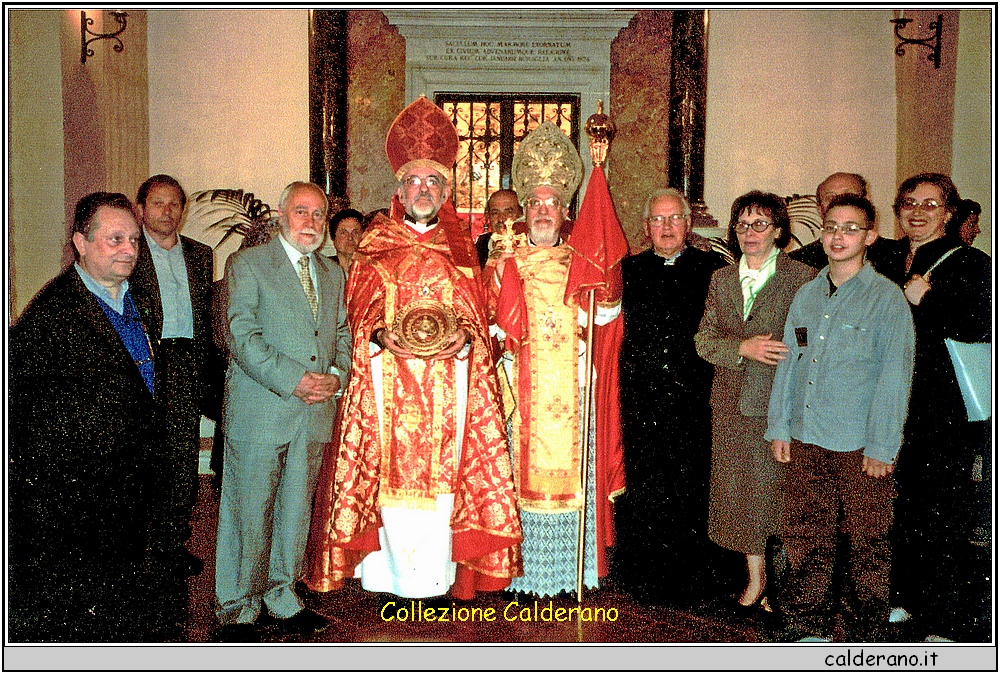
[10,192,159,640]
[475,188,524,266]
[307,97,520,603]
[483,122,625,598]
[214,181,351,639]
[130,174,214,581]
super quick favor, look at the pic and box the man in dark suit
[10,192,158,641]
[789,172,898,274]
[615,187,729,605]
[475,189,523,266]
[130,174,214,579]
[215,181,351,639]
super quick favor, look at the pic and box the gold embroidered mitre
[511,121,584,205]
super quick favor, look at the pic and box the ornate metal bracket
[890,14,942,69]
[81,10,128,64]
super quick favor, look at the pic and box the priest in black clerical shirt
[614,187,728,607]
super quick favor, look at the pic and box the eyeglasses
[646,214,689,228]
[820,222,873,235]
[900,198,942,212]
[734,220,773,234]
[525,196,561,210]
[402,175,444,190]
[292,207,327,222]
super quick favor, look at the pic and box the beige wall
[147,9,310,276]
[704,10,898,235]
[952,9,992,253]
[9,10,66,319]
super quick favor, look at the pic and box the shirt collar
[278,232,311,267]
[403,215,439,234]
[738,246,779,279]
[656,244,687,265]
[75,263,128,313]
[144,229,182,256]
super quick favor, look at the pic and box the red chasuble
[306,198,522,598]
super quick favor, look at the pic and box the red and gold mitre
[385,96,459,181]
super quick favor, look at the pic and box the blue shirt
[76,264,155,394]
[75,263,128,314]
[765,263,915,464]
[144,231,194,339]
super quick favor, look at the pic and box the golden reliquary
[392,298,459,357]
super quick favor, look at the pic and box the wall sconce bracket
[890,14,942,69]
[81,10,128,64]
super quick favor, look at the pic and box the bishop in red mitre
[306,97,522,601]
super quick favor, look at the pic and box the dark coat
[884,236,991,443]
[883,235,992,629]
[789,235,902,277]
[695,253,817,417]
[620,246,729,403]
[615,245,729,602]
[129,233,214,415]
[9,267,160,641]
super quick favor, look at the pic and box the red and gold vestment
[307,198,522,598]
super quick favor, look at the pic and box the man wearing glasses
[615,187,728,605]
[483,121,625,599]
[766,193,914,642]
[307,97,520,605]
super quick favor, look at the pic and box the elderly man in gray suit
[215,181,351,640]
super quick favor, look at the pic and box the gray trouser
[215,432,324,624]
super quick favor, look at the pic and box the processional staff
[576,101,616,604]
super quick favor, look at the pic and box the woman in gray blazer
[695,191,815,614]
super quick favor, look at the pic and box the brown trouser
[778,441,895,640]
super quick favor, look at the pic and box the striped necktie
[298,255,318,320]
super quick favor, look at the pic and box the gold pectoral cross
[494,218,527,254]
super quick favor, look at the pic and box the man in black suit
[130,174,214,578]
[789,172,898,274]
[10,192,158,641]
[475,189,523,266]
[615,187,729,605]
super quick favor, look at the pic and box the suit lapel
[180,234,210,340]
[267,237,315,323]
[69,270,153,400]
[720,266,745,322]
[131,235,163,337]
[752,253,789,309]
[312,254,337,327]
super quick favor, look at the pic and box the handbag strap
[923,246,961,281]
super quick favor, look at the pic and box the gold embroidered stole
[512,246,581,512]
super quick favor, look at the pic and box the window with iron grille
[436,93,580,235]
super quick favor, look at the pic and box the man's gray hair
[643,187,691,219]
[278,181,329,213]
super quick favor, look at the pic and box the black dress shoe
[212,622,261,642]
[177,550,204,577]
[269,608,329,635]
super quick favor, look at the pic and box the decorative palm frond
[189,189,277,249]
[787,194,822,248]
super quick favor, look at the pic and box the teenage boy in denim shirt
[766,194,914,642]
